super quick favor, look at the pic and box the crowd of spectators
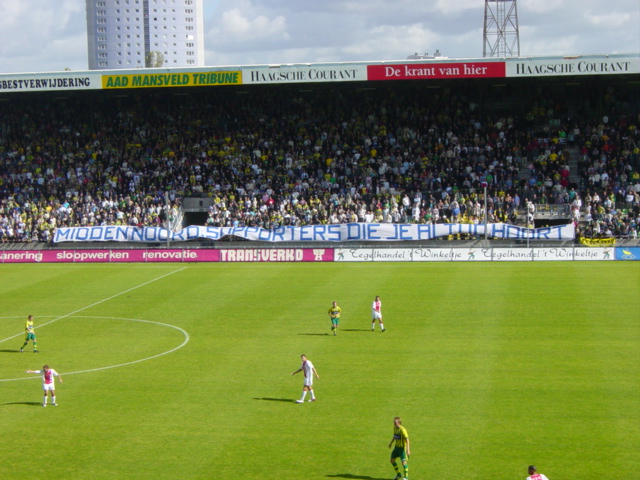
[573,117,640,239]
[0,81,638,243]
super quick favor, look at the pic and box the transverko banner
[53,223,575,243]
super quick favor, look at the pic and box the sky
[0,0,638,74]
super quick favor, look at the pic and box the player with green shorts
[20,315,38,353]
[388,416,410,480]
[328,301,341,336]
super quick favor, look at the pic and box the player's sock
[372,322,375,330]
[380,322,385,331]
[309,389,315,400]
[43,396,48,405]
[300,391,307,401]
[403,463,409,479]
[392,461,400,476]
[52,396,56,404]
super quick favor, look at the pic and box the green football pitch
[0,262,638,480]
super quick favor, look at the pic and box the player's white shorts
[372,311,382,320]
[303,377,314,387]
[43,383,56,391]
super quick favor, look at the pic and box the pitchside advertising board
[335,246,640,261]
[0,54,637,93]
[0,247,637,263]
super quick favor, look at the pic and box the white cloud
[585,11,633,29]
[434,0,483,15]
[343,24,441,61]
[523,0,567,14]
[0,0,85,73]
[211,7,289,42]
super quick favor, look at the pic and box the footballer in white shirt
[27,365,63,407]
[292,354,319,403]
[371,295,385,332]
[526,465,550,480]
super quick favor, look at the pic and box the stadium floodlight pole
[482,182,488,240]
[483,0,520,58]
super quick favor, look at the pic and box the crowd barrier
[0,247,638,263]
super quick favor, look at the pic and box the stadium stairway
[564,146,582,186]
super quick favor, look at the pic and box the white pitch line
[0,266,187,345]
[1,316,190,382]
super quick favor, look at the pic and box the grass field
[0,262,638,480]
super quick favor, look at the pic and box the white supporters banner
[53,223,575,243]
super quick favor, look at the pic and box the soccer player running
[20,315,38,353]
[371,295,385,332]
[388,416,410,480]
[292,354,319,403]
[328,300,342,336]
[27,365,63,407]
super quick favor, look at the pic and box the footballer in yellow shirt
[388,417,410,479]
[21,315,38,353]
[328,301,342,336]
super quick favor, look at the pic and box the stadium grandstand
[0,54,638,249]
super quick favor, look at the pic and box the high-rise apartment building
[86,0,205,70]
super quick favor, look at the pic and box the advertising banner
[367,61,505,81]
[533,247,575,261]
[218,248,333,262]
[53,223,575,243]
[412,248,462,262]
[0,249,217,263]
[485,248,533,262]
[506,55,640,78]
[573,248,614,261]
[243,65,367,84]
[0,248,333,264]
[333,247,618,262]
[615,247,640,261]
[0,246,627,264]
[334,248,374,262]
[0,73,101,92]
[102,71,241,89]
